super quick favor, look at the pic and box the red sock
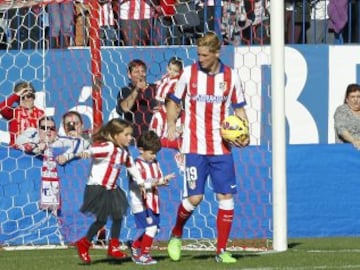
[216,208,234,253]
[171,203,193,237]
[133,238,142,249]
[140,233,153,255]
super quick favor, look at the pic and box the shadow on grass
[84,254,170,265]
[188,252,261,261]
[288,242,302,249]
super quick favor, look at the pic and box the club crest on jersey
[219,82,227,91]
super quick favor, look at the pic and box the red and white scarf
[40,147,60,215]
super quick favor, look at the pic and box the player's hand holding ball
[221,115,250,147]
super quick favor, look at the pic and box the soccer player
[166,31,250,263]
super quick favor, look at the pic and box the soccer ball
[221,115,249,142]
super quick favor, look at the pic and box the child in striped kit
[127,130,175,265]
[75,118,145,264]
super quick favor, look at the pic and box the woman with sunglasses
[15,116,89,164]
[0,81,44,146]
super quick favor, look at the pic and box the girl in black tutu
[75,118,145,264]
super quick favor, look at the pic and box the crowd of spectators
[0,0,359,49]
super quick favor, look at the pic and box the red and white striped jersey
[171,62,246,155]
[155,73,180,103]
[86,141,134,190]
[118,0,154,20]
[149,105,183,149]
[99,2,115,26]
[129,157,163,214]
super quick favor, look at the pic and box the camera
[66,121,76,132]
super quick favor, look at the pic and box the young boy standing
[128,131,175,265]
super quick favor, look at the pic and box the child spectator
[75,118,145,264]
[155,57,183,104]
[149,98,184,149]
[127,130,175,265]
[0,81,44,146]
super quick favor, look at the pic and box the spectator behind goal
[0,81,44,146]
[116,59,159,141]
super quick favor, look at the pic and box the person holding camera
[61,110,91,142]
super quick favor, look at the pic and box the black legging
[86,218,122,241]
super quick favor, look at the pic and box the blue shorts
[133,209,160,229]
[183,153,237,197]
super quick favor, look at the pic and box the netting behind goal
[0,0,272,251]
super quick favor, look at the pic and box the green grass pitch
[1,238,360,270]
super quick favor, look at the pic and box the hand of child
[76,152,91,159]
[159,173,176,186]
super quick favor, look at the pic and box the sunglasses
[39,125,56,131]
[21,93,35,100]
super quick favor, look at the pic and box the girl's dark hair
[137,130,161,153]
[92,118,132,145]
[344,83,360,103]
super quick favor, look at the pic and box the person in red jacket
[0,81,44,146]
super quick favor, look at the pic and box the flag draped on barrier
[40,147,61,215]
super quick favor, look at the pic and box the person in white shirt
[15,116,89,165]
[307,0,335,44]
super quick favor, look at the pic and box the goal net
[0,0,273,251]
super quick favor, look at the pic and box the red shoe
[76,237,92,264]
[107,238,127,259]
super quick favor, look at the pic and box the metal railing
[0,0,359,49]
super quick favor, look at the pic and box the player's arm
[166,99,180,140]
[167,70,187,140]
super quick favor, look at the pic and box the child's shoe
[107,238,127,259]
[133,254,157,265]
[76,237,92,264]
[126,240,140,262]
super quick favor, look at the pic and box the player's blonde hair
[197,31,221,53]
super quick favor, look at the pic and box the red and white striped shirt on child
[171,62,246,155]
[129,157,164,214]
[86,141,135,190]
[149,105,183,149]
[155,73,180,103]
